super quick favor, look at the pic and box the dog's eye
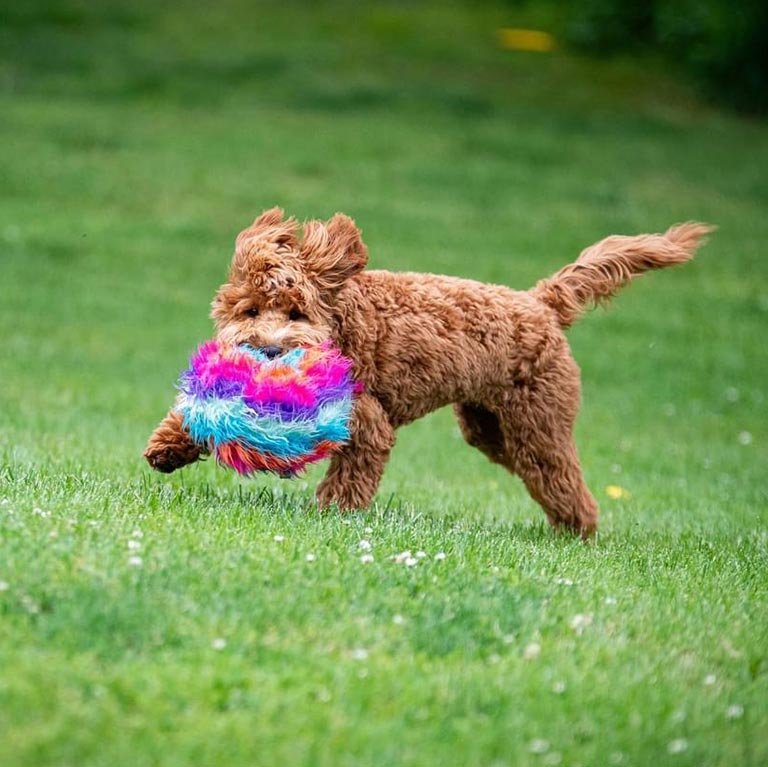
[244,307,259,318]
[288,308,306,322]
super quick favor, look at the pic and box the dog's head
[211,208,367,357]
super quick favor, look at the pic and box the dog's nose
[260,345,283,360]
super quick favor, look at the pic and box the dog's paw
[143,440,201,473]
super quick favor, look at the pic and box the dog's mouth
[238,342,286,361]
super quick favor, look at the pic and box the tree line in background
[559,0,767,114]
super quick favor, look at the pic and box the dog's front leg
[144,410,205,473]
[316,393,395,511]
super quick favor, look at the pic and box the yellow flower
[605,484,631,500]
[497,28,556,53]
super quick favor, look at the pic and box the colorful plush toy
[174,340,360,477]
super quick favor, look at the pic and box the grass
[1,1,767,765]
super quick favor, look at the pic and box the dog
[144,208,710,535]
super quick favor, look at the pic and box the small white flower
[48,530,59,539]
[359,539,372,551]
[305,553,316,562]
[611,463,622,474]
[360,554,374,564]
[604,596,617,605]
[569,613,592,635]
[350,648,368,661]
[503,634,515,645]
[20,595,40,614]
[392,614,405,625]
[704,674,717,686]
[128,556,143,567]
[552,681,566,694]
[211,637,227,650]
[364,526,373,534]
[274,534,285,542]
[434,551,447,561]
[415,551,427,559]
[0,498,8,505]
[127,539,141,551]
[0,581,8,591]
[390,550,419,566]
[131,529,143,538]
[726,704,744,720]
[721,639,742,658]
[523,642,541,660]
[529,739,550,754]
[667,738,688,754]
[738,431,753,446]
[555,577,573,586]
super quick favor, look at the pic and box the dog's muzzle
[260,345,283,360]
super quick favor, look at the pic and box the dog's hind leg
[454,403,506,466]
[498,353,598,536]
[316,393,395,511]
[501,415,598,537]
[456,356,598,537]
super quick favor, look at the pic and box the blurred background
[1,0,766,525]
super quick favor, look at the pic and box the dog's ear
[231,207,298,277]
[300,213,368,294]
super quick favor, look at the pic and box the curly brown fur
[145,209,711,536]
[144,410,204,473]
[533,222,713,327]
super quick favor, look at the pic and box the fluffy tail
[532,222,713,328]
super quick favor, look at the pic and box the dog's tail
[531,222,713,328]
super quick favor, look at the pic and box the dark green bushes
[565,0,768,113]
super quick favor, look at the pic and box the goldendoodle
[145,208,710,535]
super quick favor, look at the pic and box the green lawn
[1,2,767,765]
